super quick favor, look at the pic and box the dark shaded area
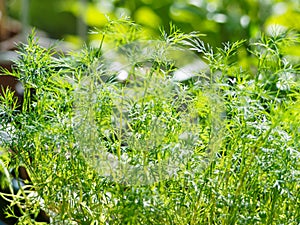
[0,170,50,224]
[0,75,24,110]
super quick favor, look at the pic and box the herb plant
[0,21,299,224]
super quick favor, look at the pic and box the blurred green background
[4,0,300,47]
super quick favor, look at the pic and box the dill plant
[0,21,299,225]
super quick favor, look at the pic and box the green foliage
[0,22,300,224]
[7,0,300,49]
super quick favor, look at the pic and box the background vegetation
[6,0,300,46]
